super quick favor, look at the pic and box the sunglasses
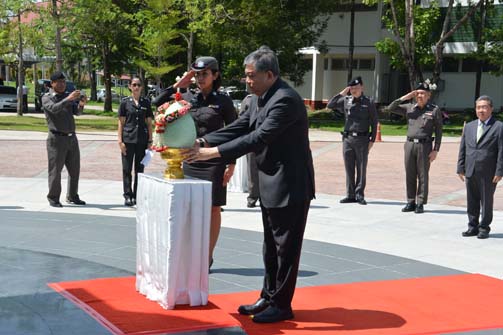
[131,83,142,87]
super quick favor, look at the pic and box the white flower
[430,83,437,91]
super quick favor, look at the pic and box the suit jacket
[203,78,315,208]
[457,117,503,178]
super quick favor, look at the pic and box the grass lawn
[0,115,118,132]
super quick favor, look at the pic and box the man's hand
[458,173,465,182]
[184,146,221,163]
[222,164,235,186]
[173,70,195,89]
[67,90,81,101]
[493,176,502,183]
[400,90,417,101]
[429,150,438,162]
[78,95,88,108]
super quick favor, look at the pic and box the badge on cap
[197,61,205,68]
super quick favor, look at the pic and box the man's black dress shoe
[356,198,367,205]
[66,197,86,205]
[462,228,479,237]
[124,197,134,207]
[414,204,424,213]
[477,231,489,239]
[247,199,257,208]
[49,201,63,208]
[340,197,357,204]
[252,305,294,323]
[401,203,416,212]
[237,298,270,315]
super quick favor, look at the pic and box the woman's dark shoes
[124,197,134,207]
[462,228,479,237]
[66,196,86,205]
[252,305,294,323]
[414,204,424,213]
[247,198,258,208]
[356,197,367,205]
[237,298,270,315]
[401,202,416,212]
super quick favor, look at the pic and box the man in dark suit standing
[457,95,503,239]
[187,46,315,323]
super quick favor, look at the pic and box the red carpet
[48,277,240,335]
[50,274,503,335]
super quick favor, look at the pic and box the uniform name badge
[413,139,419,143]
[352,132,358,136]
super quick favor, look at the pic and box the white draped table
[227,155,248,193]
[135,173,212,309]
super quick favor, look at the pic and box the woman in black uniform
[171,57,237,266]
[117,77,154,206]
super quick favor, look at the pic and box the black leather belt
[407,137,433,143]
[342,131,369,137]
[50,130,74,136]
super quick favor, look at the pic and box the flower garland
[151,92,192,152]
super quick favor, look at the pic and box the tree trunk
[87,54,97,101]
[52,0,63,72]
[16,11,24,116]
[187,31,194,70]
[347,0,355,82]
[474,0,486,100]
[103,42,112,112]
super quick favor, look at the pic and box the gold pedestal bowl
[160,149,184,179]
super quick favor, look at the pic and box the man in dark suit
[187,46,315,323]
[457,95,503,239]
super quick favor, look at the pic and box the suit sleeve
[457,128,466,174]
[216,94,302,161]
[42,94,73,115]
[496,123,503,177]
[203,107,251,146]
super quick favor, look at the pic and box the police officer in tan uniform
[42,71,87,207]
[327,76,378,205]
[387,82,443,213]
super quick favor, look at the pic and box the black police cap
[191,57,218,72]
[348,76,363,86]
[415,82,431,91]
[50,71,65,81]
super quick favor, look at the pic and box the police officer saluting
[387,82,443,213]
[327,76,378,205]
[42,71,87,207]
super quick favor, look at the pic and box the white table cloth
[135,173,212,309]
[227,155,248,193]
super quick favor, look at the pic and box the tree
[0,0,35,116]
[133,0,184,89]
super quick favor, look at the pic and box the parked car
[34,78,77,112]
[97,88,121,102]
[0,85,18,112]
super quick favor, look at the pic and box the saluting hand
[339,86,351,96]
[174,70,195,89]
[400,90,417,101]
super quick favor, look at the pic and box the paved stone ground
[1,129,503,335]
[2,129,501,210]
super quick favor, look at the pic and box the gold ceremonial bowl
[160,149,185,179]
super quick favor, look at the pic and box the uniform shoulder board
[121,96,129,101]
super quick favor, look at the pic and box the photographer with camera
[42,71,87,208]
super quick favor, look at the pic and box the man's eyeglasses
[131,83,142,87]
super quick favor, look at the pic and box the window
[442,57,459,72]
[332,59,346,70]
[324,58,329,70]
[358,59,375,70]
[461,58,478,72]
